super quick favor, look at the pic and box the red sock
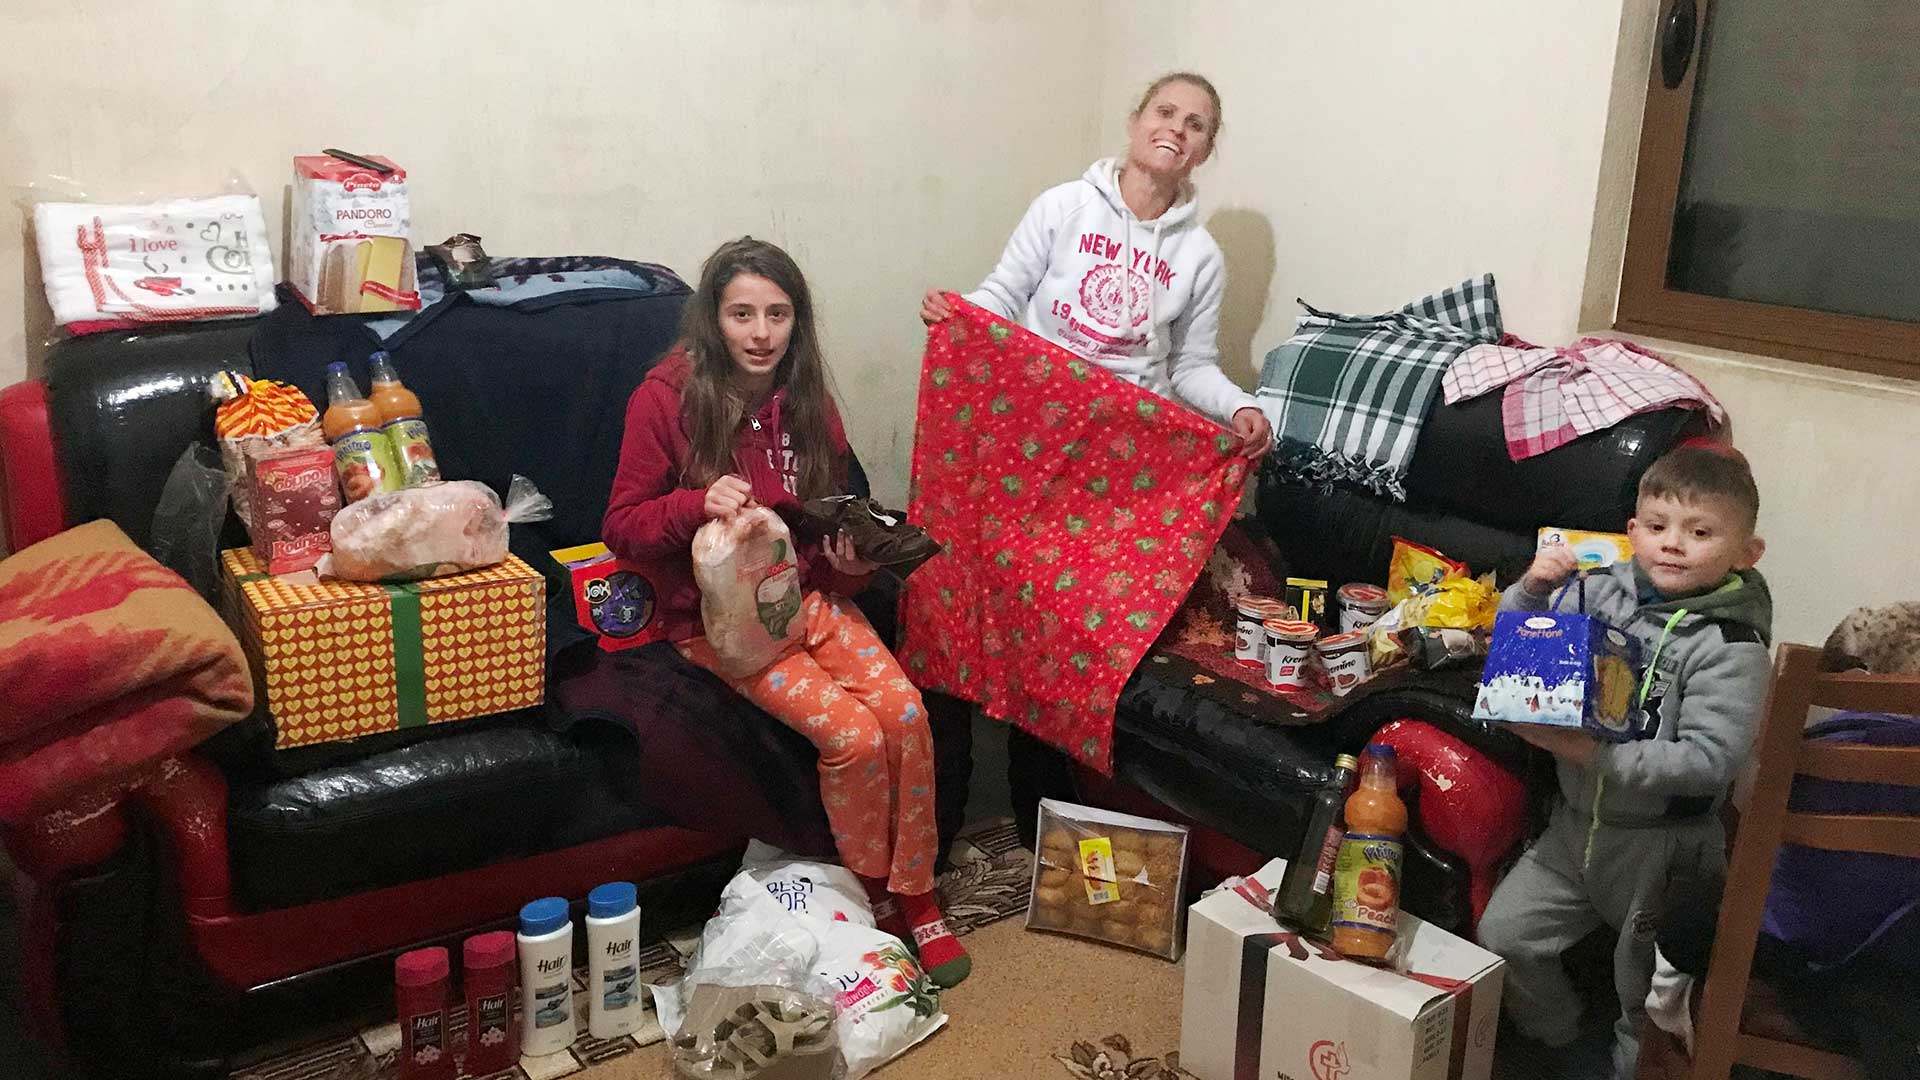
[858,875,912,943]
[897,890,970,988]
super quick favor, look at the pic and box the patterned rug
[227,822,1037,1080]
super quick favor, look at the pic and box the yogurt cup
[1336,583,1390,635]
[1233,596,1287,667]
[1263,619,1320,690]
[1317,630,1372,696]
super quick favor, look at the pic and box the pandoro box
[289,154,419,315]
[220,548,543,747]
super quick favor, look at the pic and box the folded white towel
[33,194,278,326]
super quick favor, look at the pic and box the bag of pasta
[693,506,805,678]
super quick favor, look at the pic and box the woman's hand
[1229,407,1272,460]
[920,290,954,326]
[703,475,755,520]
[822,531,880,578]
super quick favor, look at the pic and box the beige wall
[7,2,1914,647]
[1102,0,1919,647]
[1098,0,1631,369]
[1,0,1108,507]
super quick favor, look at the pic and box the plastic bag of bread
[692,506,805,678]
[316,475,551,582]
[1027,799,1191,959]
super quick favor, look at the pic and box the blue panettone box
[1472,611,1644,741]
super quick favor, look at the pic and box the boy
[1477,444,1772,1080]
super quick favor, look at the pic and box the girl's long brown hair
[679,236,839,499]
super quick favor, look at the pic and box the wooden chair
[1688,642,1920,1080]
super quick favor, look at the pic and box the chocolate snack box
[246,446,339,575]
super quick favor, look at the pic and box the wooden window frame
[1615,0,1920,382]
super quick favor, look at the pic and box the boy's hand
[1512,725,1598,766]
[1521,544,1581,597]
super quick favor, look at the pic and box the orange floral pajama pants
[679,592,937,896]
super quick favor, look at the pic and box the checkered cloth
[1442,336,1725,461]
[1255,275,1502,500]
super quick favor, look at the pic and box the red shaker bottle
[395,946,455,1080]
[463,931,519,1074]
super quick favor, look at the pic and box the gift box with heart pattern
[219,548,544,747]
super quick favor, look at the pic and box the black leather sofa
[1029,387,1702,935]
[0,266,976,1078]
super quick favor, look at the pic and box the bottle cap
[395,946,449,987]
[463,930,515,970]
[326,361,347,375]
[519,896,571,937]
[1365,742,1397,759]
[588,881,637,919]
[1333,753,1360,771]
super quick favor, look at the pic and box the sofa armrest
[0,380,69,552]
[2,790,134,1054]
[132,754,233,919]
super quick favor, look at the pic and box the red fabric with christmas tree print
[900,296,1248,773]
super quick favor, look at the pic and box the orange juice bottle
[323,362,402,502]
[1329,743,1408,961]
[367,351,440,486]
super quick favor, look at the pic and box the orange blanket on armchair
[0,519,252,824]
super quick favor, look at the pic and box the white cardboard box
[1180,859,1504,1080]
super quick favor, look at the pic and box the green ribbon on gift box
[233,572,430,728]
[381,581,428,728]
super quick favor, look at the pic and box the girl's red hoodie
[601,347,867,642]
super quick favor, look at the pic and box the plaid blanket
[901,298,1249,772]
[1442,336,1725,461]
[0,519,252,824]
[1256,274,1502,499]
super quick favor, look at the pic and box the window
[1617,0,1920,380]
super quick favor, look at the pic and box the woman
[923,72,1271,458]
[603,237,969,987]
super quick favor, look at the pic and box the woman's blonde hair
[1133,72,1223,141]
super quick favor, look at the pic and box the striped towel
[1442,336,1725,460]
[1256,275,1501,500]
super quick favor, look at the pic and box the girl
[603,237,968,987]
[922,71,1271,458]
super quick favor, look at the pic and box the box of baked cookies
[1028,799,1191,960]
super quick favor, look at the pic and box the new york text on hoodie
[965,157,1257,427]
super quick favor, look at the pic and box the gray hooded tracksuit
[1476,559,1773,1079]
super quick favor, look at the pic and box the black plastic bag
[149,444,230,602]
